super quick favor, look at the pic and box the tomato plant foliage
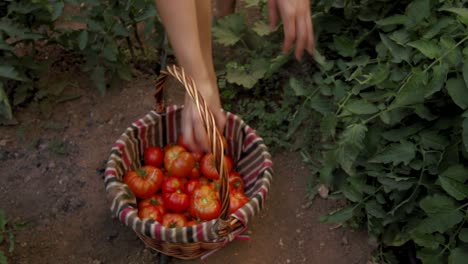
[285,0,468,263]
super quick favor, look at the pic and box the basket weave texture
[104,65,273,259]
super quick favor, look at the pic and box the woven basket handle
[154,65,231,221]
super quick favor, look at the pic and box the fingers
[294,16,307,60]
[281,8,295,55]
[306,9,314,55]
[268,0,278,31]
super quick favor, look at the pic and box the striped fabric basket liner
[103,65,273,260]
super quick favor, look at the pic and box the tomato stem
[136,168,147,179]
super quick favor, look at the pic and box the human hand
[181,84,226,153]
[268,0,315,60]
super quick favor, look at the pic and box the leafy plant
[288,0,468,262]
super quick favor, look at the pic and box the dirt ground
[0,55,372,264]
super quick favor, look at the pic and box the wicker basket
[104,65,273,260]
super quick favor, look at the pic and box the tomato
[162,213,187,228]
[162,176,185,193]
[124,166,164,199]
[162,176,189,213]
[200,154,234,180]
[200,153,218,180]
[186,219,200,226]
[164,146,195,177]
[229,191,249,214]
[198,177,210,185]
[138,194,166,215]
[163,191,189,213]
[189,185,221,221]
[208,180,221,193]
[185,179,200,196]
[138,206,163,222]
[224,155,234,173]
[144,146,164,168]
[228,171,245,193]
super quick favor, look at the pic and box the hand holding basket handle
[155,65,231,220]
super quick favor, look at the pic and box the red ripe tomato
[144,146,164,167]
[138,194,166,215]
[162,213,187,228]
[164,146,195,177]
[229,191,249,214]
[200,153,234,180]
[138,206,163,222]
[228,171,245,193]
[186,219,200,226]
[208,180,221,193]
[189,185,221,221]
[124,166,164,199]
[224,155,234,173]
[162,176,185,193]
[162,191,189,213]
[198,177,210,185]
[185,179,200,196]
[162,176,189,213]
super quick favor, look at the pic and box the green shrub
[293,0,468,262]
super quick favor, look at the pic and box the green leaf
[440,36,462,66]
[375,15,410,26]
[345,99,379,115]
[392,69,428,107]
[333,35,356,57]
[289,77,306,96]
[213,13,246,46]
[381,124,424,142]
[419,130,449,150]
[0,65,26,81]
[446,77,468,110]
[414,104,438,121]
[425,63,449,98]
[252,21,270,36]
[102,43,118,62]
[449,248,468,264]
[416,210,464,233]
[406,0,431,24]
[51,2,64,21]
[320,205,354,224]
[225,59,268,89]
[309,94,332,115]
[463,60,468,89]
[366,200,386,218]
[0,83,13,120]
[91,66,106,95]
[312,49,332,71]
[411,232,445,249]
[420,194,457,215]
[439,176,468,201]
[440,165,468,183]
[380,33,411,63]
[408,39,440,59]
[423,16,455,39]
[320,113,337,140]
[78,30,88,50]
[340,123,367,147]
[337,144,361,176]
[459,228,468,243]
[370,141,416,166]
[440,7,468,26]
[341,183,363,202]
[463,117,468,152]
[134,6,157,22]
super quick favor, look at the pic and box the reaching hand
[268,0,315,60]
[181,80,226,153]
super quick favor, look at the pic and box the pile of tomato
[124,136,249,228]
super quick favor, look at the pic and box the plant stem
[423,35,468,73]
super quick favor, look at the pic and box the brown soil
[0,56,372,264]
